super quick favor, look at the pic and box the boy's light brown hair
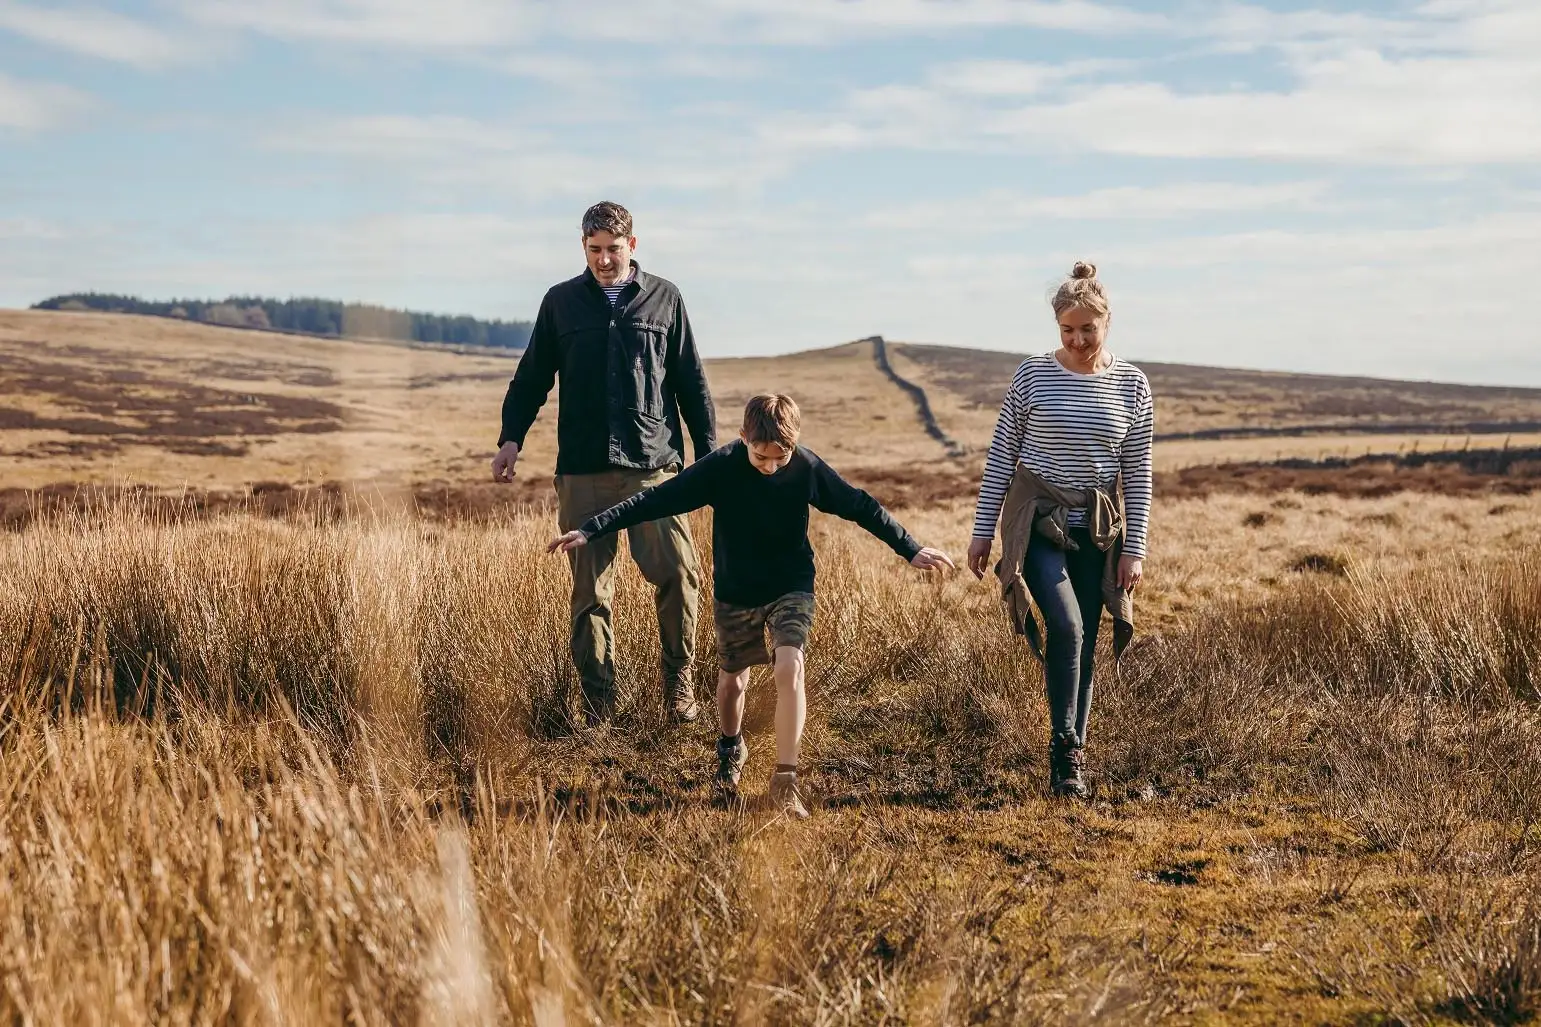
[742,394,801,450]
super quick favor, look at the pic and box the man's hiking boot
[1049,731,1089,799]
[580,691,616,729]
[666,677,700,723]
[715,736,749,797]
[769,771,810,820]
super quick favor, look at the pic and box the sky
[0,0,1538,384]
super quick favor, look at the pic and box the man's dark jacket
[499,264,716,475]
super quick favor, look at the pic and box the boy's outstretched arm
[547,455,719,554]
[808,456,955,571]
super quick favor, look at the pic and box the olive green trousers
[556,467,701,713]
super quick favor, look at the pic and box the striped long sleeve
[970,354,1155,558]
[1118,386,1154,558]
[971,364,1030,541]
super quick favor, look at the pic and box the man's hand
[911,547,957,573]
[491,441,521,483]
[967,538,993,580]
[1118,554,1144,591]
[548,530,588,555]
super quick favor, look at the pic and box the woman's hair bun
[1070,261,1097,280]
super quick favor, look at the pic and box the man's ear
[627,235,638,251]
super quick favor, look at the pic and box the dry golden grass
[2,492,1540,1024]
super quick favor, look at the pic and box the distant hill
[889,342,1541,440]
[33,293,532,351]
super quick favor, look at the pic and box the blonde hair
[742,394,801,449]
[1050,261,1110,319]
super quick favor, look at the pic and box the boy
[548,394,955,818]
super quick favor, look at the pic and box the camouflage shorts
[714,592,815,673]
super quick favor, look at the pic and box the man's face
[584,230,637,286]
[743,437,794,475]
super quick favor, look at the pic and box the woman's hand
[911,547,957,573]
[967,538,992,580]
[1118,554,1144,591]
[548,531,588,555]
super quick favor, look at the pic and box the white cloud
[180,0,1163,49]
[0,3,187,68]
[985,49,1541,164]
[271,115,528,157]
[1095,211,1541,270]
[926,58,1127,96]
[768,26,1541,167]
[182,0,528,49]
[0,72,91,129]
[266,113,791,198]
[872,181,1331,229]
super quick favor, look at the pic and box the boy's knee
[773,646,805,680]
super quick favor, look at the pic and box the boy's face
[741,435,794,475]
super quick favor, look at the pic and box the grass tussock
[2,503,1540,1024]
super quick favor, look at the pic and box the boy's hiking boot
[666,677,700,723]
[1049,731,1089,799]
[715,736,749,797]
[769,771,810,820]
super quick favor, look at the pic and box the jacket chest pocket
[619,319,670,417]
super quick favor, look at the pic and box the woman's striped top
[971,352,1155,558]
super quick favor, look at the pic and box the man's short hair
[581,201,633,239]
[742,394,801,449]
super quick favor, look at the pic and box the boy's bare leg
[717,667,751,737]
[772,646,806,768]
[715,667,753,797]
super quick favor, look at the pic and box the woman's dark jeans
[1023,527,1105,745]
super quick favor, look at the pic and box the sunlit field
[2,492,1539,1025]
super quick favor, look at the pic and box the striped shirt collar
[595,262,639,304]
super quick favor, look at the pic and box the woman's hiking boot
[769,771,810,820]
[715,735,749,797]
[1050,731,1089,798]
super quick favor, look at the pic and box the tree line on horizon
[33,293,533,350]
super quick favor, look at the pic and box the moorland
[2,309,1540,1024]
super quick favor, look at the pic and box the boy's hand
[548,531,588,555]
[911,547,956,572]
[966,538,992,580]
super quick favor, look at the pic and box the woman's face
[1058,306,1108,355]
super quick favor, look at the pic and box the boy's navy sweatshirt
[578,440,922,607]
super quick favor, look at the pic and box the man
[493,201,716,726]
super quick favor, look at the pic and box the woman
[967,262,1154,798]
